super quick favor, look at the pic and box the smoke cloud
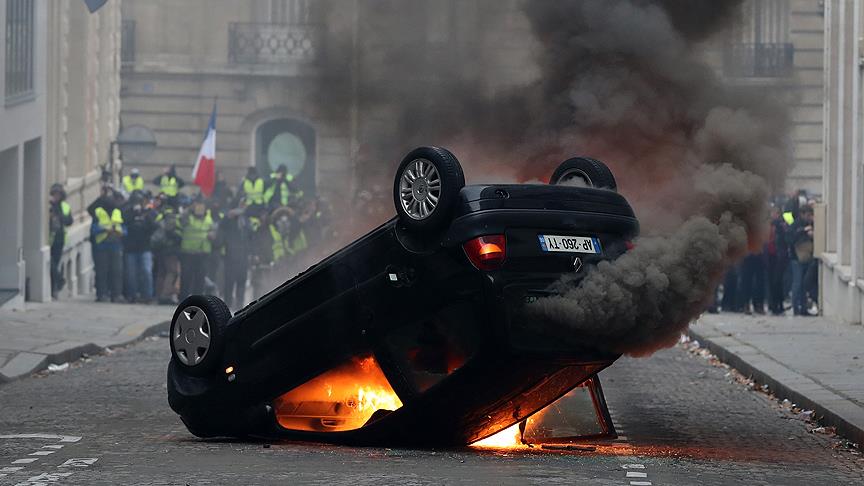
[512,0,790,356]
[321,0,790,356]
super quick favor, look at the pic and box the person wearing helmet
[122,168,145,194]
[49,183,73,299]
[264,164,299,209]
[240,166,265,206]
[178,196,217,299]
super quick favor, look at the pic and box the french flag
[192,103,217,197]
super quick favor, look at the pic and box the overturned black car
[167,146,639,447]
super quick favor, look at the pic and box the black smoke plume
[322,0,790,356]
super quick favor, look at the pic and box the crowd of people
[709,190,820,317]
[48,164,333,310]
[48,171,822,317]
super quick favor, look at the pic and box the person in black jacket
[219,197,253,309]
[766,204,789,315]
[123,193,158,303]
[49,183,74,299]
[789,205,816,316]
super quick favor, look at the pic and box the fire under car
[167,146,639,447]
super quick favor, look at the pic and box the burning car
[167,146,638,446]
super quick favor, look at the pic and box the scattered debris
[797,410,815,422]
[540,444,596,452]
[47,363,69,372]
[678,332,860,458]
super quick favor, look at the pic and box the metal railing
[228,22,320,65]
[121,20,136,68]
[723,43,795,78]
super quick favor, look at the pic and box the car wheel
[394,146,465,232]
[550,157,617,191]
[169,295,230,376]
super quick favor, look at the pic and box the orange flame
[274,355,403,432]
[471,423,525,449]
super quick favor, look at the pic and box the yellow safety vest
[264,179,291,207]
[243,178,265,205]
[269,224,285,262]
[782,211,795,226]
[94,207,123,244]
[51,201,72,246]
[160,176,179,197]
[249,216,261,232]
[286,228,308,256]
[181,211,214,254]
[123,175,144,193]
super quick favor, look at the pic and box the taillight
[625,241,636,251]
[463,235,506,271]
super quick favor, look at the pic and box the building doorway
[255,118,316,198]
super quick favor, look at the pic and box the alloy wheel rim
[399,158,441,220]
[172,306,211,366]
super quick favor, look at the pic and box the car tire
[394,146,465,232]
[550,157,617,191]
[169,295,230,377]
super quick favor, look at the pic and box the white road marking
[57,458,98,468]
[0,434,81,443]
[14,471,73,485]
[623,464,645,469]
[626,471,648,478]
[28,451,56,456]
[629,482,652,486]
[1,433,87,483]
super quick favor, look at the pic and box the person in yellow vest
[152,165,185,206]
[264,165,298,209]
[88,187,126,302]
[178,197,216,299]
[240,166,265,206]
[268,206,309,278]
[152,195,183,305]
[49,183,73,299]
[122,168,145,195]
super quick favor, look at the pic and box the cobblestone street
[1,337,861,485]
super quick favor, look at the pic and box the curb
[688,328,864,447]
[0,319,170,385]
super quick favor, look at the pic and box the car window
[273,354,402,432]
[385,302,479,393]
[521,377,614,443]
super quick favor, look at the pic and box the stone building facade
[820,0,864,324]
[0,0,122,309]
[118,0,536,218]
[120,0,824,211]
[718,0,826,194]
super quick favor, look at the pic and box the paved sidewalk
[689,313,864,445]
[0,297,172,383]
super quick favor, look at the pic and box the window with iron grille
[724,0,794,78]
[268,0,311,24]
[4,0,35,103]
[121,20,136,68]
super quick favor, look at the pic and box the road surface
[1,337,862,485]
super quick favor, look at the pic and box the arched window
[255,118,316,197]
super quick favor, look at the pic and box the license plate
[538,235,602,254]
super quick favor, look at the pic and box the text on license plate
[538,235,602,254]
